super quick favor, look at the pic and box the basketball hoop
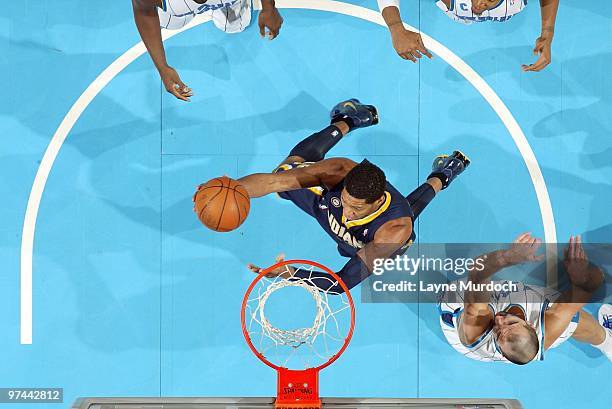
[241,260,356,409]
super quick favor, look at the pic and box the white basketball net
[245,263,352,369]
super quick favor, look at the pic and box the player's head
[493,312,539,365]
[471,0,503,15]
[342,160,386,220]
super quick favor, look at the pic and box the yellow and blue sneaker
[330,98,379,130]
[428,150,471,190]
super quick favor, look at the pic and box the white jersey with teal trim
[435,0,527,24]
[439,281,578,363]
[158,0,251,33]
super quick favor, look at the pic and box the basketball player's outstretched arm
[522,0,560,72]
[131,0,193,101]
[460,233,545,344]
[237,158,356,198]
[285,217,414,294]
[544,235,605,349]
[379,0,432,62]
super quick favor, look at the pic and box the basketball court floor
[1,1,611,408]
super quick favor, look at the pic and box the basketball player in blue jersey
[439,234,612,364]
[132,0,283,101]
[239,99,470,293]
[378,0,559,72]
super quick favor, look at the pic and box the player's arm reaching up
[543,236,605,348]
[131,0,193,101]
[238,157,357,198]
[248,217,413,294]
[522,0,560,72]
[378,0,432,62]
[460,233,545,345]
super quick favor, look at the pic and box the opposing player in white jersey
[132,0,283,101]
[439,234,612,364]
[377,0,559,72]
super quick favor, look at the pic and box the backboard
[71,397,523,409]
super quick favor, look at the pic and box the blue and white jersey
[438,281,579,363]
[436,0,528,24]
[158,0,251,33]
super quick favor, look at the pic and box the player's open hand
[503,232,545,265]
[389,25,432,63]
[248,254,294,278]
[522,35,552,72]
[563,235,589,280]
[159,66,193,101]
[563,235,604,292]
[258,2,283,40]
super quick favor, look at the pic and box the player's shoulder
[321,157,358,174]
[374,216,413,243]
[438,0,452,9]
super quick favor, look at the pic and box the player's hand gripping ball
[193,176,250,232]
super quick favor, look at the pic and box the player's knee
[289,143,326,162]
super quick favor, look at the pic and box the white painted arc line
[20,1,556,345]
[19,15,212,345]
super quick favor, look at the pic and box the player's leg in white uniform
[211,0,252,33]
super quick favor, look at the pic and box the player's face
[492,312,532,349]
[340,189,383,221]
[471,0,502,15]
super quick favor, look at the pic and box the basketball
[193,176,250,232]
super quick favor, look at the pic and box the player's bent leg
[570,307,612,361]
[282,99,378,168]
[406,183,437,220]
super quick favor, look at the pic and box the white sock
[593,326,612,362]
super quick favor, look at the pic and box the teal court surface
[1,1,611,408]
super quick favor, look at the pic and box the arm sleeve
[377,0,400,12]
[291,255,370,294]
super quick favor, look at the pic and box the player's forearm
[237,173,277,198]
[570,265,605,297]
[132,3,169,72]
[238,172,301,198]
[292,256,368,294]
[539,0,559,38]
[381,4,403,32]
[468,250,512,284]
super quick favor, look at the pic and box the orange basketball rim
[241,259,356,409]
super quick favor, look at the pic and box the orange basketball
[193,176,250,232]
